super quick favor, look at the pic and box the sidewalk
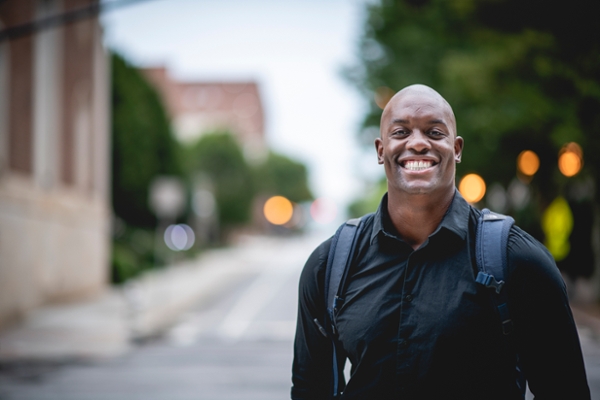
[0,234,297,362]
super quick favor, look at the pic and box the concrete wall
[0,176,110,325]
[0,0,111,328]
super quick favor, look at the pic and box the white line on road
[218,261,297,341]
[217,236,318,342]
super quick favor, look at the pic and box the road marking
[218,262,296,341]
[217,238,311,342]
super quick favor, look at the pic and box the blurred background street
[0,233,323,400]
[1,0,600,398]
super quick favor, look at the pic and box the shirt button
[398,339,408,349]
[404,294,414,302]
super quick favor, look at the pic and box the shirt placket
[395,249,418,395]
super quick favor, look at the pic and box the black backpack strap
[322,216,365,398]
[475,208,515,335]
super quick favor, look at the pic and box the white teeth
[404,160,432,171]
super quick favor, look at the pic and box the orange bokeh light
[374,86,395,110]
[558,142,583,177]
[263,196,294,225]
[558,151,582,177]
[459,174,486,204]
[517,150,540,176]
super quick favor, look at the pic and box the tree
[110,53,183,282]
[253,151,313,203]
[348,0,600,282]
[111,53,182,229]
[183,132,255,229]
[349,1,598,217]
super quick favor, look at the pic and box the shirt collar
[370,188,470,245]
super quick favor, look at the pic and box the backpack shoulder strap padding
[325,217,362,326]
[475,208,515,335]
[322,215,368,399]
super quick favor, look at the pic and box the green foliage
[110,53,184,283]
[253,151,313,203]
[111,53,182,229]
[348,179,387,218]
[111,225,156,284]
[348,0,600,222]
[183,132,255,227]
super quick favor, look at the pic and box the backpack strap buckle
[475,271,505,294]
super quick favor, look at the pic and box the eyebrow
[389,118,447,126]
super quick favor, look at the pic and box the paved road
[0,233,322,400]
[2,232,600,399]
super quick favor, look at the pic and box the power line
[0,0,158,43]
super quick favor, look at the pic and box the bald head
[381,84,457,137]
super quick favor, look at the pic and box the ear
[454,136,464,163]
[375,137,384,164]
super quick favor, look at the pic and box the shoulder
[507,224,565,293]
[297,236,332,307]
[299,213,376,297]
[301,237,332,282]
[508,225,556,271]
[468,206,557,280]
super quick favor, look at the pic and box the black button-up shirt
[292,191,589,399]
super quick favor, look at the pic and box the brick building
[0,0,110,328]
[141,67,266,159]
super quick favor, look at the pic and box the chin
[394,180,451,197]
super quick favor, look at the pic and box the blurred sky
[101,0,384,217]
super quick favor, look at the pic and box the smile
[402,160,435,171]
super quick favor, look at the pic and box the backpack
[320,208,525,398]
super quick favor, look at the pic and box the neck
[387,188,455,250]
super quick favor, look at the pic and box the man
[291,84,590,399]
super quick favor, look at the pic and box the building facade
[141,67,266,159]
[0,0,110,328]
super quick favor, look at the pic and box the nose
[406,130,431,154]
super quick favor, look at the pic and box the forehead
[384,92,450,122]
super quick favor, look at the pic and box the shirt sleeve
[291,238,338,400]
[508,226,591,399]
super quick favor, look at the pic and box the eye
[428,129,445,137]
[391,128,409,136]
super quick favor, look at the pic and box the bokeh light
[541,196,573,261]
[459,174,486,204]
[558,143,583,177]
[164,224,195,251]
[486,182,508,213]
[310,197,338,224]
[374,86,395,110]
[263,196,294,225]
[517,150,540,176]
[558,152,581,177]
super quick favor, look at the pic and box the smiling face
[375,85,463,199]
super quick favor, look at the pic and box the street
[0,233,319,400]
[1,232,600,399]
